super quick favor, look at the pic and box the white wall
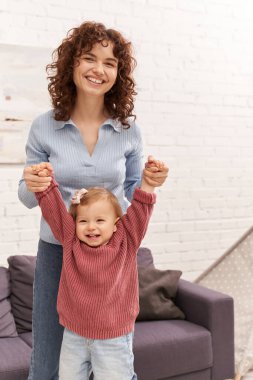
[1,0,253,280]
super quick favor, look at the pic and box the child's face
[75,199,119,247]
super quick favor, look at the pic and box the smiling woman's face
[73,41,118,99]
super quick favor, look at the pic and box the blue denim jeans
[28,240,64,380]
[59,328,137,380]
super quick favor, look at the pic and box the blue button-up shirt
[18,110,143,244]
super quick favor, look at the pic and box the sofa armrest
[175,279,234,380]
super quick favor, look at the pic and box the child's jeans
[59,328,137,380]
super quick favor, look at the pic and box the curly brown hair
[46,21,137,128]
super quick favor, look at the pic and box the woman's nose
[92,62,104,75]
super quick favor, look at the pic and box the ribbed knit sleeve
[35,178,75,244]
[121,187,156,249]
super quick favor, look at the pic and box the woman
[18,21,168,379]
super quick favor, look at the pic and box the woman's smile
[86,76,104,85]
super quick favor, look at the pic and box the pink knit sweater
[35,179,156,339]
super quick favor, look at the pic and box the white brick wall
[0,167,40,265]
[1,0,253,280]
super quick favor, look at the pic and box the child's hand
[31,162,54,177]
[145,156,165,172]
[143,155,169,188]
[24,162,54,193]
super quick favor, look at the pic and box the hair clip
[71,188,88,204]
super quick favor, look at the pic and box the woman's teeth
[87,77,103,84]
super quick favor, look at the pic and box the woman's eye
[105,62,117,68]
[83,57,94,62]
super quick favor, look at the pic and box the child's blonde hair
[69,187,123,220]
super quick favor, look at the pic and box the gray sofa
[0,248,234,380]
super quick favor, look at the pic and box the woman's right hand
[23,162,53,192]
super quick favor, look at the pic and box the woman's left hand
[143,155,169,187]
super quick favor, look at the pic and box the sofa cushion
[0,268,18,338]
[0,336,31,380]
[137,247,154,268]
[133,320,213,380]
[155,369,211,380]
[19,332,32,348]
[137,266,185,321]
[7,255,36,334]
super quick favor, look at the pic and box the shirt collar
[54,118,122,133]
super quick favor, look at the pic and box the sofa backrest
[0,267,18,337]
[137,247,154,267]
[7,255,36,334]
